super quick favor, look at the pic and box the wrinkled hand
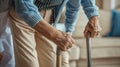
[0,53,3,64]
[34,19,74,51]
[84,16,102,38]
[53,31,74,51]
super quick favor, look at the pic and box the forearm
[65,0,80,33]
[81,0,99,19]
[34,19,59,41]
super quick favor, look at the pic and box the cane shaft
[86,33,92,67]
[57,47,62,67]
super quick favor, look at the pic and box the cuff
[84,7,99,19]
[27,12,43,27]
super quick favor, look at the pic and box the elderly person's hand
[53,31,74,51]
[34,19,74,51]
[84,16,102,38]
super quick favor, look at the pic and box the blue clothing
[13,0,99,33]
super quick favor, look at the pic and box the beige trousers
[9,9,69,67]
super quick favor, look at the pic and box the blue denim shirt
[13,0,99,33]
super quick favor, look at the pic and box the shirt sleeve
[81,0,99,19]
[14,0,43,27]
[65,0,80,34]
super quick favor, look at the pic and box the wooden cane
[86,32,92,67]
[56,47,62,67]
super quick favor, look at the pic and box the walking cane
[86,32,92,67]
[56,47,62,67]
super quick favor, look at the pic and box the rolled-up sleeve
[14,0,43,27]
[65,0,80,34]
[81,0,99,19]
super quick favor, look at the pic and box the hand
[0,53,3,64]
[34,19,74,51]
[84,16,102,38]
[54,32,74,51]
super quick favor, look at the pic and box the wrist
[88,16,99,23]
[89,16,98,20]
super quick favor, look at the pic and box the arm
[14,0,42,27]
[14,0,74,50]
[81,0,99,19]
[34,20,74,50]
[81,0,102,37]
[65,0,81,34]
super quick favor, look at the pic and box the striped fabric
[35,0,63,11]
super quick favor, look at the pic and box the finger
[67,33,74,44]
[68,36,74,49]
[84,25,94,37]
[59,45,67,51]
[66,32,73,43]
[59,33,72,50]
[91,31,97,38]
[63,42,68,51]
[56,41,67,51]
[71,37,75,44]
[70,35,75,44]
[67,32,75,44]
[67,40,73,49]
[66,35,73,49]
[84,28,92,37]
[67,43,72,49]
[88,25,98,37]
[58,36,70,50]
[96,31,101,36]
[88,22,95,29]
